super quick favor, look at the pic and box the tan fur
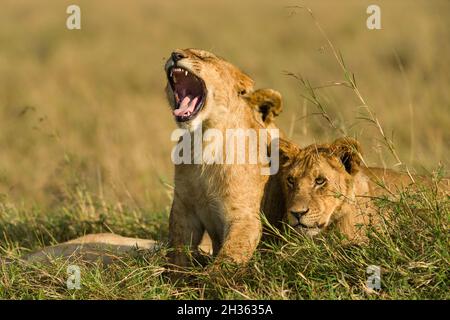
[165,49,283,267]
[22,233,159,265]
[269,138,449,242]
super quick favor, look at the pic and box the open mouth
[167,66,206,122]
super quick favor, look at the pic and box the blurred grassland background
[0,0,449,211]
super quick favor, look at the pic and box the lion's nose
[290,208,309,221]
[171,51,185,62]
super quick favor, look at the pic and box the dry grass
[0,0,448,209]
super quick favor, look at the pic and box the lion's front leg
[167,194,204,268]
[215,212,262,265]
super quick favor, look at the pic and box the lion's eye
[315,177,327,186]
[287,176,295,187]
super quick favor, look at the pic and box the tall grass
[1,181,448,299]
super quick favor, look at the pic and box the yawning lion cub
[165,48,283,267]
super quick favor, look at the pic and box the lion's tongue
[173,96,198,117]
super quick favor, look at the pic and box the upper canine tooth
[184,70,188,76]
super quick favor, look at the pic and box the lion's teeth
[184,70,188,76]
[170,70,173,77]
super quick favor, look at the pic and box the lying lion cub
[265,137,448,242]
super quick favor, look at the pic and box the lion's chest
[175,163,267,215]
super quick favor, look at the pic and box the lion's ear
[331,137,363,175]
[278,138,301,168]
[234,70,254,96]
[245,89,282,126]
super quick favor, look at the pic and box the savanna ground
[0,0,448,299]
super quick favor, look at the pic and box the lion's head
[278,137,363,236]
[165,48,281,131]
